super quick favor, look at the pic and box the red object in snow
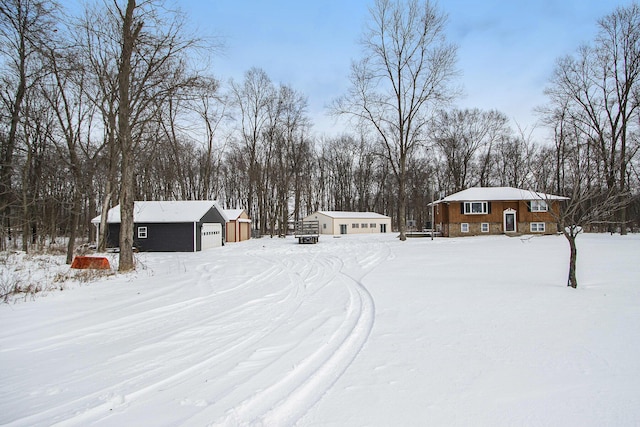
[71,256,111,270]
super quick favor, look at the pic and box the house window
[323,223,327,229]
[362,223,368,228]
[352,223,359,228]
[481,223,489,233]
[370,223,376,228]
[464,201,488,214]
[530,222,545,232]
[461,223,469,233]
[530,200,548,212]
[137,226,148,239]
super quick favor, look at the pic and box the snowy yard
[1,233,639,426]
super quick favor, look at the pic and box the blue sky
[182,0,634,140]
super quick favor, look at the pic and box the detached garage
[91,201,228,252]
[303,211,392,235]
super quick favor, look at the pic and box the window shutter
[527,201,531,212]
[460,203,465,214]
[488,202,492,214]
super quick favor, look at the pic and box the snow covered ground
[1,233,639,426]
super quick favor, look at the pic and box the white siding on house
[303,211,391,235]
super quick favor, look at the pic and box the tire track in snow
[2,254,306,427]
[204,240,388,426]
[1,237,391,427]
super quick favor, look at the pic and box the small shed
[303,211,392,235]
[223,209,251,243]
[430,187,568,237]
[91,200,228,252]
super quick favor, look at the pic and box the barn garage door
[201,223,222,250]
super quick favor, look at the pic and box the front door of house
[340,224,347,234]
[503,209,516,233]
[380,223,386,233]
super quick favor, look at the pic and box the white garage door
[201,223,222,250]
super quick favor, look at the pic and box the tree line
[1,0,639,268]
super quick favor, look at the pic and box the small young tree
[552,184,628,288]
[542,103,630,288]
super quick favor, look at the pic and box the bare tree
[192,77,226,199]
[542,101,631,288]
[0,0,58,249]
[546,3,640,234]
[230,67,276,226]
[111,0,202,271]
[40,40,95,264]
[332,0,458,240]
[555,185,627,288]
[74,2,121,252]
[431,108,509,192]
[492,132,537,188]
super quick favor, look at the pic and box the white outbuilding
[303,211,391,235]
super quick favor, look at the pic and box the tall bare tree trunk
[1,39,26,251]
[66,191,81,265]
[117,0,141,272]
[398,153,407,241]
[98,109,119,251]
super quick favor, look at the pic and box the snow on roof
[437,187,569,203]
[317,211,390,219]
[91,201,227,224]
[224,209,246,221]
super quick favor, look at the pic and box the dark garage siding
[106,223,195,252]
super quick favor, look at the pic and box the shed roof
[91,201,227,224]
[316,211,390,219]
[224,209,246,221]
[436,187,568,203]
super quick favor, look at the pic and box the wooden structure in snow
[223,209,251,243]
[294,220,320,244]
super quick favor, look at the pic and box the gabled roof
[436,187,568,203]
[91,201,228,224]
[317,211,390,219]
[224,209,246,220]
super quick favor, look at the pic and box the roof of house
[316,211,390,219]
[91,200,228,224]
[436,187,569,203]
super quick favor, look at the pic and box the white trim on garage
[201,223,222,250]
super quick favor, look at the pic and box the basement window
[461,223,469,233]
[530,222,545,233]
[137,226,148,239]
[481,223,489,233]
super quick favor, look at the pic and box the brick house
[431,187,568,237]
